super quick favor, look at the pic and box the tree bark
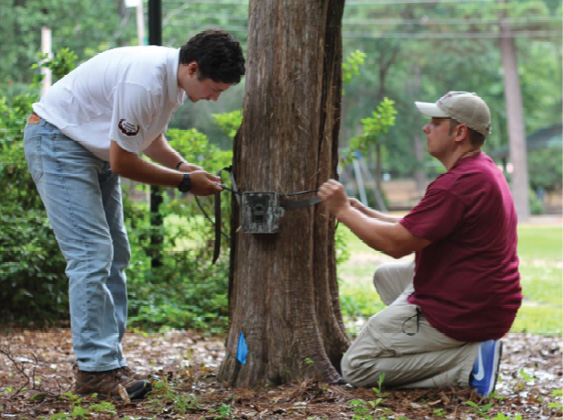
[218,0,349,387]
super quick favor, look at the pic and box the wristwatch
[178,173,192,193]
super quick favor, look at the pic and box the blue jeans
[23,115,130,372]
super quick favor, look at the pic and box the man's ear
[455,124,469,142]
[187,61,199,76]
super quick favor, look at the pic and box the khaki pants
[341,261,479,389]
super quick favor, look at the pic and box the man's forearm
[110,140,183,187]
[351,201,402,223]
[335,206,407,257]
[142,134,187,170]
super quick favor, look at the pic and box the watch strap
[178,173,192,192]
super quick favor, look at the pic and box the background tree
[1,0,561,329]
[340,0,561,198]
[217,0,349,387]
[3,1,560,179]
[1,0,137,91]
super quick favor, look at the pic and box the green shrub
[528,147,562,194]
[0,48,240,329]
[0,92,69,326]
[124,195,231,333]
[0,50,84,326]
[125,117,238,332]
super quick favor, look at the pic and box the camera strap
[280,191,322,210]
[211,166,321,263]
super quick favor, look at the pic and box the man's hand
[178,162,203,173]
[189,170,223,196]
[349,197,364,211]
[317,179,351,219]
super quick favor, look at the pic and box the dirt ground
[0,329,561,420]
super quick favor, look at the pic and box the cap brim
[415,101,449,118]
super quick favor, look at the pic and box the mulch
[1,329,561,419]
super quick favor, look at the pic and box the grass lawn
[338,223,563,335]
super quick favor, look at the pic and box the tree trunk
[218,0,349,387]
[411,65,427,194]
[498,0,530,221]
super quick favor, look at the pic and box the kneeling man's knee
[341,351,382,388]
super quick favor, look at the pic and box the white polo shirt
[33,46,186,162]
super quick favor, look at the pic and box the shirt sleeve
[108,82,158,154]
[400,186,466,243]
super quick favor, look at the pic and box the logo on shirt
[118,119,140,136]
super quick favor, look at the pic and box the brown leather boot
[75,367,152,400]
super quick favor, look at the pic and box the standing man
[319,91,522,397]
[23,29,245,400]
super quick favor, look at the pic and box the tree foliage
[0,49,240,329]
[1,0,561,325]
[0,59,68,325]
[1,0,137,88]
[340,97,397,166]
[124,121,236,332]
[2,1,560,184]
[340,0,561,179]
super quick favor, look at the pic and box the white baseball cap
[415,91,492,137]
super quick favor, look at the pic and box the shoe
[470,339,502,397]
[75,367,152,400]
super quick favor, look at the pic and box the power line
[163,20,560,41]
[163,0,494,5]
[346,0,493,4]
[171,12,560,26]
[165,0,248,4]
[343,30,561,39]
[342,17,562,26]
[160,1,561,41]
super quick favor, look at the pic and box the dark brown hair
[179,29,245,84]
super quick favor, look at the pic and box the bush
[0,50,83,326]
[0,93,69,326]
[123,120,238,333]
[528,147,562,194]
[124,196,231,333]
[0,49,240,329]
[0,108,236,329]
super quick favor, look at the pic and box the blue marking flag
[236,332,248,364]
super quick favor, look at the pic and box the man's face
[422,117,455,159]
[178,62,232,102]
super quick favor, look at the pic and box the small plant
[90,400,117,415]
[466,400,494,419]
[548,389,563,414]
[47,392,116,420]
[347,374,392,419]
[209,403,234,419]
[432,408,447,418]
[151,378,199,415]
[349,398,376,420]
[372,373,387,397]
[519,368,535,383]
[513,368,536,391]
[490,414,523,420]
[342,50,367,86]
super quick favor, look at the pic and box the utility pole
[40,27,52,96]
[498,0,530,221]
[124,0,145,45]
[148,0,163,267]
[148,0,162,46]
